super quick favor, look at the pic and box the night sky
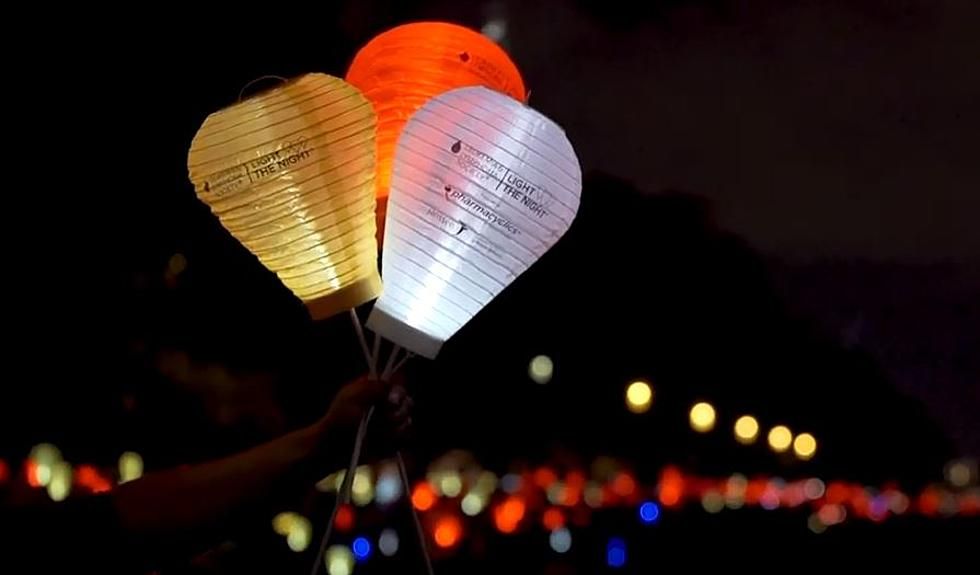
[4,0,977,458]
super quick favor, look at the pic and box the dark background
[3,0,978,571]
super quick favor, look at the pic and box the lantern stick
[349,308,377,380]
[371,332,382,374]
[380,344,403,382]
[398,450,436,575]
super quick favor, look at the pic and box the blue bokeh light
[606,537,627,568]
[639,501,661,524]
[352,536,372,561]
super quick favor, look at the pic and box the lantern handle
[237,75,288,102]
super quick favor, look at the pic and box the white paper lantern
[367,86,581,358]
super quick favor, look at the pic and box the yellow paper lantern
[188,74,381,320]
[347,22,527,240]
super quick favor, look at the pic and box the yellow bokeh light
[689,402,716,432]
[461,492,486,516]
[119,451,144,484]
[272,511,299,536]
[439,472,462,498]
[734,415,759,444]
[625,381,653,414]
[352,466,374,506]
[793,433,817,460]
[47,461,73,502]
[286,516,312,552]
[768,425,793,452]
[326,545,354,575]
[528,355,554,384]
[30,443,62,487]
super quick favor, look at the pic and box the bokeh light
[818,503,846,525]
[0,459,9,483]
[493,496,526,534]
[434,516,462,548]
[606,537,627,568]
[352,466,374,506]
[946,459,975,488]
[335,505,354,532]
[412,482,436,511]
[804,478,826,500]
[378,528,399,556]
[272,511,299,536]
[638,501,660,524]
[326,545,354,575]
[542,507,565,531]
[549,527,572,553]
[352,536,372,562]
[689,402,716,432]
[734,415,759,444]
[793,433,817,460]
[585,482,603,508]
[611,472,636,498]
[461,492,487,516]
[767,425,793,452]
[528,355,554,384]
[625,381,653,414]
[47,461,73,502]
[808,513,827,534]
[440,472,463,498]
[501,473,522,494]
[29,443,62,487]
[286,516,312,552]
[701,490,724,513]
[376,464,403,505]
[119,451,144,483]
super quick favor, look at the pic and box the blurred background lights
[528,355,554,384]
[625,381,653,414]
[808,513,827,534]
[945,459,975,487]
[29,443,62,487]
[638,501,660,524]
[768,425,793,452]
[352,536,372,562]
[286,516,312,552]
[375,464,402,505]
[501,473,521,494]
[118,451,144,483]
[804,478,826,500]
[47,461,73,502]
[378,528,399,557]
[734,415,760,444]
[701,490,724,513]
[584,482,603,508]
[411,482,436,511]
[317,469,345,492]
[606,537,627,568]
[542,507,565,530]
[793,433,817,460]
[433,516,462,548]
[462,492,487,516]
[549,527,572,553]
[481,18,507,42]
[352,466,374,506]
[335,505,354,532]
[689,402,716,432]
[494,496,526,534]
[326,545,354,575]
[439,472,462,497]
[272,511,299,536]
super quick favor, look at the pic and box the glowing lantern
[366,86,581,357]
[346,21,526,238]
[187,74,380,320]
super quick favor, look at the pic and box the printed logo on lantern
[203,137,314,197]
[444,184,520,236]
[424,205,466,236]
[450,139,553,221]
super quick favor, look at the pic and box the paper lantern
[367,86,581,358]
[346,21,526,239]
[188,74,381,320]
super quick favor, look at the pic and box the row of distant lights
[15,444,143,501]
[530,356,817,460]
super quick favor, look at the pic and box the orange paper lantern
[346,21,526,237]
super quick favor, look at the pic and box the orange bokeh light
[493,496,526,534]
[434,516,463,548]
[76,465,112,494]
[0,459,9,483]
[25,461,42,487]
[611,472,636,498]
[336,504,355,532]
[412,482,437,512]
[542,507,565,531]
[534,467,558,489]
[658,467,684,507]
